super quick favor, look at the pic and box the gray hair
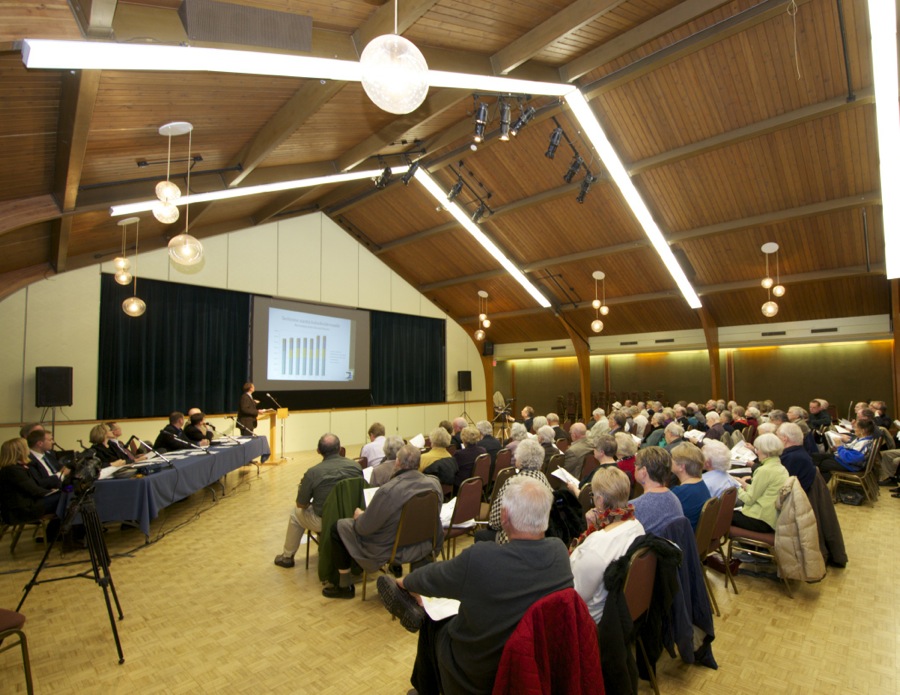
[546,412,560,425]
[531,415,548,432]
[592,408,605,418]
[768,409,787,424]
[452,417,467,431]
[515,438,544,471]
[569,422,587,439]
[396,444,422,471]
[536,425,556,444]
[746,406,760,419]
[430,427,451,448]
[475,420,493,437]
[509,422,528,441]
[777,422,804,446]
[664,422,684,438]
[382,435,404,461]
[705,411,720,425]
[757,422,777,436]
[754,432,784,459]
[501,476,552,535]
[615,431,637,458]
[702,439,732,472]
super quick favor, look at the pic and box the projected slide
[267,308,354,382]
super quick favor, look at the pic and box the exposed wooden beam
[669,193,880,243]
[224,80,346,188]
[581,0,814,99]
[491,0,628,76]
[70,0,118,38]
[0,196,60,238]
[52,69,101,272]
[697,306,721,398]
[522,239,649,273]
[0,264,55,303]
[376,221,458,255]
[557,314,593,422]
[561,0,735,82]
[419,270,506,293]
[353,0,441,54]
[628,88,875,175]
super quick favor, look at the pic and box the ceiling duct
[178,0,312,53]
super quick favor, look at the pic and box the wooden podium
[269,407,290,462]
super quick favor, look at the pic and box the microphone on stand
[266,392,284,409]
[228,416,258,438]
[174,434,213,455]
[136,438,173,466]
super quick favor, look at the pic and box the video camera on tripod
[58,448,102,497]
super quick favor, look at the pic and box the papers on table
[421,596,460,621]
[408,433,426,449]
[551,466,579,487]
[440,497,476,529]
[730,441,757,463]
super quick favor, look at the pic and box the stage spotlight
[545,127,563,159]
[499,101,511,141]
[576,174,596,204]
[510,106,536,136]
[474,102,488,142]
[447,176,463,201]
[374,166,392,189]
[401,160,420,185]
[563,155,583,183]
[472,202,486,222]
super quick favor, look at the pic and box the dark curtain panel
[98,274,250,419]
[370,311,445,405]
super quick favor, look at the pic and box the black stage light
[510,106,536,136]
[401,160,420,185]
[563,155,583,183]
[473,102,488,142]
[499,102,511,141]
[374,166,392,189]
[448,177,464,201]
[472,202,486,222]
[545,127,563,159]
[576,174,596,204]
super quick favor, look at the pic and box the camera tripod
[17,484,125,664]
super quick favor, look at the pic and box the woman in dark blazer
[0,438,60,526]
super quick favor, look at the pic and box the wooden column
[558,316,592,423]
[481,354,494,422]
[698,306,722,399]
[892,280,900,417]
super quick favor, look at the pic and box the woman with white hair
[485,438,552,545]
[701,439,741,498]
[505,422,529,463]
[731,433,788,533]
[614,431,637,482]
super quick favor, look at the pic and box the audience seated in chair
[369,436,404,487]
[732,433,789,533]
[670,443,711,532]
[0,438,61,541]
[700,439,741,498]
[631,447,686,534]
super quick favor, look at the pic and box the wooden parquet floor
[1,451,898,694]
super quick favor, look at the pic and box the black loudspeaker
[457,370,472,392]
[35,366,73,407]
[483,341,494,356]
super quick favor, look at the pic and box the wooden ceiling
[0,0,891,344]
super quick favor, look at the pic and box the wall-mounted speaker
[35,366,73,407]
[457,370,472,392]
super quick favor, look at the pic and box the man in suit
[153,412,196,451]
[237,382,262,434]
[563,422,594,478]
[547,412,569,442]
[27,429,67,490]
[184,412,214,444]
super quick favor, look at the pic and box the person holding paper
[700,439,741,498]
[814,418,875,484]
[323,444,443,599]
[376,475,573,695]
[732,433,788,533]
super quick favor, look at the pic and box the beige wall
[0,213,487,450]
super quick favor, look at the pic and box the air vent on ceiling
[654,338,674,344]
[178,0,312,52]
[550,346,567,351]
[620,341,638,346]
[810,327,839,334]
[761,331,786,337]
[524,348,538,352]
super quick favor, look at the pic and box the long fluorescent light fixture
[564,90,703,309]
[866,0,900,278]
[109,166,408,216]
[414,169,551,308]
[22,39,573,97]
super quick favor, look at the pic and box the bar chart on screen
[267,307,353,382]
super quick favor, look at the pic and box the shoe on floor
[322,583,355,599]
[878,477,897,487]
[274,554,295,568]
[389,563,403,578]
[377,575,425,633]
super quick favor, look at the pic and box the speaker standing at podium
[238,382,261,433]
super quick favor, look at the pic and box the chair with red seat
[0,608,33,694]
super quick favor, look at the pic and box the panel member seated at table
[89,424,129,468]
[26,429,65,490]
[153,412,198,452]
[0,438,62,541]
[274,433,364,569]
[185,412,215,445]
[104,422,148,462]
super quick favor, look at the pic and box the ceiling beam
[628,87,875,175]
[0,196,60,238]
[353,0,441,54]
[223,80,346,188]
[581,0,814,99]
[560,0,735,83]
[491,0,628,76]
[669,192,880,243]
[69,0,118,38]
[51,69,101,272]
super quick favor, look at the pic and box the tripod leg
[82,505,126,664]
[16,526,62,613]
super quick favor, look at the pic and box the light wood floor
[1,451,898,694]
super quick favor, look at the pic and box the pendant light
[590,270,607,332]
[474,290,489,341]
[760,242,782,317]
[121,217,146,317]
[166,122,204,266]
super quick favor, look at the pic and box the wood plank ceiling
[0,0,890,343]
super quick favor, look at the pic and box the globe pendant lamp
[152,121,191,224]
[120,217,146,317]
[359,0,429,114]
[474,290,489,341]
[590,270,607,333]
[114,216,137,285]
[760,242,782,318]
[165,123,204,266]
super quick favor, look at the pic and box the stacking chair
[442,477,483,559]
[477,466,515,523]
[694,495,723,615]
[361,489,442,600]
[354,456,368,469]
[828,438,882,503]
[472,453,491,501]
[493,448,513,483]
[727,521,793,598]
[0,516,50,554]
[544,453,567,491]
[578,484,593,515]
[623,547,660,695]
[555,437,569,453]
[579,453,598,484]
[709,487,739,594]
[0,608,33,694]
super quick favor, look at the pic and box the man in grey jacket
[323,444,444,599]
